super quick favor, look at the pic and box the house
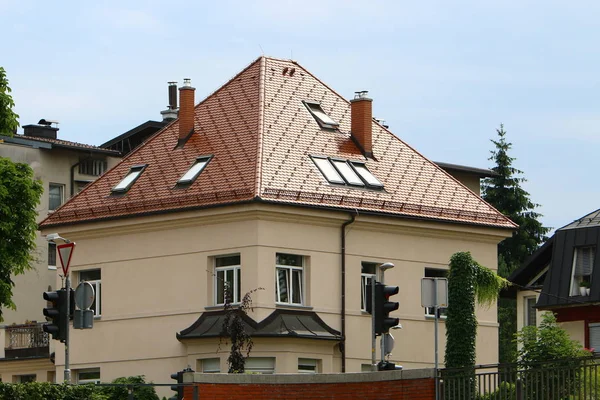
[38,56,515,394]
[509,208,600,349]
[0,123,121,383]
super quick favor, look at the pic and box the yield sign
[57,242,76,276]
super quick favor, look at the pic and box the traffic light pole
[371,277,376,371]
[64,274,71,383]
[379,269,386,365]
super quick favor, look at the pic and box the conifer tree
[481,124,550,363]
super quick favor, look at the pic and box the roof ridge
[254,56,266,197]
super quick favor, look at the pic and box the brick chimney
[178,78,195,142]
[350,91,373,157]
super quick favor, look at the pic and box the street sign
[421,277,448,308]
[57,242,75,276]
[74,281,95,310]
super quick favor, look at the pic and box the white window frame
[361,262,378,312]
[298,358,319,374]
[79,269,101,317]
[178,156,212,184]
[424,268,448,318]
[199,358,220,373]
[245,357,275,374]
[48,242,57,270]
[214,255,241,305]
[112,165,146,193]
[524,296,537,327]
[570,246,595,296]
[275,253,304,306]
[303,101,339,129]
[76,368,100,384]
[48,183,64,211]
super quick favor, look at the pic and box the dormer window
[112,165,146,193]
[310,156,384,190]
[303,101,339,129]
[178,156,212,185]
[570,246,595,296]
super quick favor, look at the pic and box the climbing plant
[444,252,508,369]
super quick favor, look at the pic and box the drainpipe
[341,212,356,373]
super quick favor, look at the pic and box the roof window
[310,156,384,190]
[303,101,339,129]
[111,165,146,193]
[178,156,212,185]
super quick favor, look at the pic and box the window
[14,375,36,383]
[79,269,101,317]
[48,183,64,210]
[524,296,537,327]
[75,181,91,193]
[303,101,339,129]
[48,243,56,270]
[245,357,275,374]
[178,156,212,184]
[76,368,100,384]
[198,358,220,373]
[298,358,319,374]
[590,323,600,353]
[215,255,241,305]
[310,156,384,190]
[424,268,448,317]
[79,159,107,176]
[112,165,146,193]
[276,253,304,305]
[570,246,595,296]
[361,262,377,311]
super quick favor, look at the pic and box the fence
[439,356,600,400]
[5,323,48,349]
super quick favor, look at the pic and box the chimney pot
[350,91,373,157]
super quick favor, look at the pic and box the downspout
[70,160,82,197]
[341,212,356,373]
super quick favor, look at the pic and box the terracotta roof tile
[40,57,516,230]
[13,134,120,155]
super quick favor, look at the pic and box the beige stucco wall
[0,140,119,326]
[561,320,585,347]
[41,202,508,396]
[442,171,482,196]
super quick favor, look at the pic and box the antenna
[259,44,264,55]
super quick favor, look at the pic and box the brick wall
[183,369,435,400]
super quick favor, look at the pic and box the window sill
[205,304,241,311]
[275,303,313,311]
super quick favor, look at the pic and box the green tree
[0,158,43,320]
[100,375,159,400]
[0,67,19,137]
[481,124,550,363]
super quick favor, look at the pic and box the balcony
[4,323,49,359]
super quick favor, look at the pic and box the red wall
[183,378,435,399]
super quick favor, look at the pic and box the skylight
[112,165,146,193]
[311,156,384,190]
[178,156,212,184]
[303,101,339,129]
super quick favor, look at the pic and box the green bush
[0,376,158,400]
[477,382,516,400]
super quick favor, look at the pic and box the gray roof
[559,208,600,231]
[177,309,340,341]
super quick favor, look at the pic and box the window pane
[236,268,241,303]
[113,168,143,192]
[361,262,377,275]
[201,358,220,373]
[216,270,225,304]
[80,270,101,281]
[312,157,344,184]
[305,102,338,127]
[225,269,234,303]
[331,160,364,186]
[292,270,302,304]
[352,163,383,188]
[245,357,275,374]
[216,255,240,267]
[49,184,63,210]
[277,268,289,303]
[179,157,210,184]
[276,253,303,267]
[298,358,318,373]
[48,243,56,266]
[525,297,537,326]
[590,323,600,352]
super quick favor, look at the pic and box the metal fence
[5,323,49,349]
[439,356,600,400]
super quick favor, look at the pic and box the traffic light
[374,283,399,335]
[169,370,183,400]
[43,289,67,342]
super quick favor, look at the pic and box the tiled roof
[40,57,516,229]
[559,208,600,230]
[12,134,121,155]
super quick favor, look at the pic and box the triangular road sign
[57,242,75,276]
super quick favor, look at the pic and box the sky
[2,0,599,233]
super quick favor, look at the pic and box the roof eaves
[434,161,499,178]
[0,135,53,149]
[508,235,555,284]
[100,120,167,148]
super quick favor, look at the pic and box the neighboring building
[509,208,600,349]
[0,123,121,382]
[39,56,515,395]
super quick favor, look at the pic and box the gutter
[340,212,357,373]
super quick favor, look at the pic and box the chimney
[178,78,195,142]
[350,91,373,157]
[160,81,179,122]
[23,119,59,139]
